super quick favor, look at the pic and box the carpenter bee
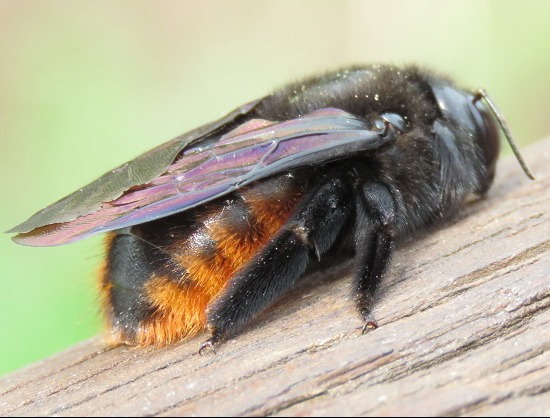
[8,65,533,353]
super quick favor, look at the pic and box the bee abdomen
[101,174,305,346]
[100,231,171,344]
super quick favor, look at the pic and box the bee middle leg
[201,177,353,352]
[354,182,397,333]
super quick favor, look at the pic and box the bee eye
[380,112,406,132]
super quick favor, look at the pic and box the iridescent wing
[10,107,395,246]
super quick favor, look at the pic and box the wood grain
[1,138,549,417]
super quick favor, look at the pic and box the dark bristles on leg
[353,182,397,331]
[203,177,353,348]
[353,200,377,318]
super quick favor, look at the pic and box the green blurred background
[1,0,549,376]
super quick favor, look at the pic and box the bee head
[430,81,533,195]
[432,83,500,189]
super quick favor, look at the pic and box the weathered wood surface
[1,138,549,417]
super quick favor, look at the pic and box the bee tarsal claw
[199,338,217,356]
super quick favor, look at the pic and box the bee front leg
[201,177,353,353]
[354,182,397,333]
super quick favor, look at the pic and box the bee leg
[354,182,396,333]
[204,177,352,348]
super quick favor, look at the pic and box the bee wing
[8,100,260,234]
[11,108,394,246]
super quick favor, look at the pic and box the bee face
[430,80,501,193]
[9,64,532,351]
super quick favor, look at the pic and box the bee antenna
[474,88,535,180]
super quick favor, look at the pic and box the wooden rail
[1,138,549,417]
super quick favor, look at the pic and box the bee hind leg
[202,177,353,351]
[354,182,397,333]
